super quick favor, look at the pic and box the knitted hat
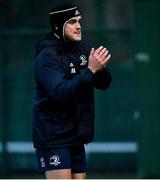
[49,4,81,40]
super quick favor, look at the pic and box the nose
[76,22,81,29]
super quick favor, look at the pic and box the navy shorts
[35,145,86,173]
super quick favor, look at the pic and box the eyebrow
[68,17,81,22]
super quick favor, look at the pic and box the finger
[99,51,110,63]
[102,54,111,64]
[90,48,95,55]
[100,49,109,59]
[89,48,95,58]
[98,48,107,57]
[106,54,111,60]
[94,46,104,55]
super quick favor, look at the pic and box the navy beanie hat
[49,4,81,40]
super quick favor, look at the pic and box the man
[33,4,111,179]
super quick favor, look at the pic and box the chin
[69,38,81,42]
[73,35,82,41]
[65,34,82,42]
[74,38,81,41]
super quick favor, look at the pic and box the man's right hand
[88,46,111,74]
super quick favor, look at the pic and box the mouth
[74,32,81,35]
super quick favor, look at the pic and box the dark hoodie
[32,32,111,148]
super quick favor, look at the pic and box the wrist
[88,66,96,74]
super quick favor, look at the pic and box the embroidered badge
[80,55,87,66]
[49,155,61,166]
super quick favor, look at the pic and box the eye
[68,20,76,24]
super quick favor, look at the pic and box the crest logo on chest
[80,55,87,66]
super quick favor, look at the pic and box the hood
[34,32,62,57]
[34,32,81,57]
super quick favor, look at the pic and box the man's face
[64,16,82,41]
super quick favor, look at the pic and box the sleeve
[93,68,112,90]
[34,50,94,105]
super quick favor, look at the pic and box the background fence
[0,0,160,178]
